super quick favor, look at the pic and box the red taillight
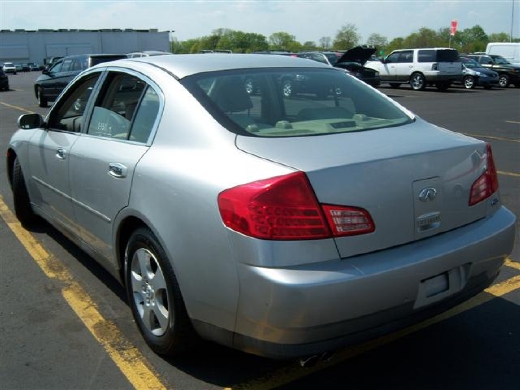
[218,172,375,240]
[469,143,499,206]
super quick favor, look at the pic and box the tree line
[171,24,519,56]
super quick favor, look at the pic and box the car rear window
[182,68,413,137]
[418,49,459,63]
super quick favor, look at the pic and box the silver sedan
[6,54,516,360]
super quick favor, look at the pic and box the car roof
[112,53,330,79]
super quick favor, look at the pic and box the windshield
[461,57,480,68]
[490,55,511,65]
[182,68,413,137]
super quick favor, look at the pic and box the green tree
[269,32,297,50]
[488,32,511,42]
[333,24,360,50]
[302,41,317,51]
[366,33,388,53]
[319,36,332,50]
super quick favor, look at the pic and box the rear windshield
[418,49,459,63]
[182,68,413,137]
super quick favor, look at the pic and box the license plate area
[414,264,471,309]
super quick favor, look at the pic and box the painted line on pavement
[0,195,166,390]
[498,170,520,178]
[226,264,520,390]
[0,101,34,114]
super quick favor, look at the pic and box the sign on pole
[450,20,458,36]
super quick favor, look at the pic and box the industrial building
[0,29,171,65]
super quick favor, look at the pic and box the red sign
[450,20,458,36]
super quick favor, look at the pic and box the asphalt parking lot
[0,72,519,390]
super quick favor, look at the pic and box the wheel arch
[116,215,149,282]
[6,148,17,189]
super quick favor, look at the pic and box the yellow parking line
[226,268,520,390]
[0,196,166,390]
[0,101,34,114]
[498,170,520,178]
[462,133,520,143]
[505,258,520,271]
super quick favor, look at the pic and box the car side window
[87,72,158,143]
[129,87,159,143]
[385,52,399,63]
[49,60,63,73]
[47,73,101,132]
[399,51,414,63]
[61,58,75,72]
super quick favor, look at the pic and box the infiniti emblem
[419,187,437,202]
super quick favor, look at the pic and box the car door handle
[56,148,67,160]
[108,163,127,178]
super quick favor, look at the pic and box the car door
[27,72,102,236]
[68,71,161,264]
[376,52,400,81]
[391,50,414,81]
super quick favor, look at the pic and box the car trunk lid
[235,119,492,259]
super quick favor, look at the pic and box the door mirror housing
[18,113,45,129]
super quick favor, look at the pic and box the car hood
[467,66,498,75]
[336,46,377,65]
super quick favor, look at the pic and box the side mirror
[18,113,45,129]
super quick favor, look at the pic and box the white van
[486,42,520,65]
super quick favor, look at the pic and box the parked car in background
[15,64,23,73]
[7,54,516,361]
[34,53,127,107]
[365,48,462,91]
[296,51,342,65]
[333,46,381,87]
[458,56,499,89]
[465,54,520,88]
[296,47,381,87]
[0,68,9,91]
[21,64,31,72]
[27,63,40,72]
[3,62,17,74]
[127,50,171,58]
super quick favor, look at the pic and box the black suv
[34,53,127,107]
[466,54,520,87]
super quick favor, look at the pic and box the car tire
[463,76,475,89]
[498,74,510,88]
[410,73,426,91]
[12,157,38,227]
[282,79,293,97]
[125,227,198,357]
[389,83,401,89]
[37,87,48,107]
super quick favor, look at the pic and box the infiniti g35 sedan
[6,54,516,360]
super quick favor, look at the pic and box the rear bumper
[233,206,516,359]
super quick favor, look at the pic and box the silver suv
[365,48,462,91]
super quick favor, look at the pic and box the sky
[1,0,518,43]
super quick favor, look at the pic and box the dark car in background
[466,54,520,87]
[0,68,9,91]
[334,46,381,87]
[34,53,127,107]
[458,56,499,89]
[297,47,381,87]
